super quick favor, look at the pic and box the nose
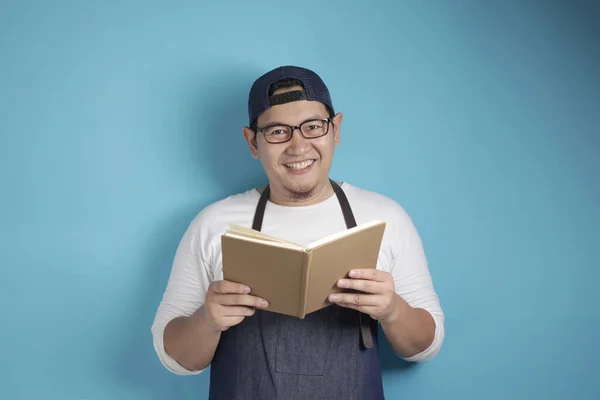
[287,127,311,153]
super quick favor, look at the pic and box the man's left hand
[328,269,401,323]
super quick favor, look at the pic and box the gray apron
[209,180,385,400]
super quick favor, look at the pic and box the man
[151,66,445,399]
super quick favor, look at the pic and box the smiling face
[242,85,343,206]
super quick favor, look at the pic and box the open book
[221,220,386,318]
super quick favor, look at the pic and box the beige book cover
[221,220,386,318]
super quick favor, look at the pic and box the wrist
[381,293,411,326]
[191,304,222,336]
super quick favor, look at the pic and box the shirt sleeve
[151,223,212,375]
[388,206,445,362]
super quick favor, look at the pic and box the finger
[222,306,256,317]
[328,292,379,307]
[348,268,388,282]
[336,278,382,294]
[213,280,251,295]
[220,294,269,308]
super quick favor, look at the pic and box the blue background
[1,0,599,399]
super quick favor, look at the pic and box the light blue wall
[1,1,598,399]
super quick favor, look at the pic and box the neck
[262,180,336,207]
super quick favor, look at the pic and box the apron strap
[329,180,356,228]
[252,185,270,231]
[251,180,374,349]
[329,180,375,349]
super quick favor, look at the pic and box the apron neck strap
[252,180,355,232]
[252,184,270,232]
[330,179,357,229]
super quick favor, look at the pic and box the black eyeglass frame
[254,117,333,144]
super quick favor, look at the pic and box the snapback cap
[247,65,334,127]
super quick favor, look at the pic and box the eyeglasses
[256,118,332,144]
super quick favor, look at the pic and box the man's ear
[332,112,343,146]
[242,127,260,159]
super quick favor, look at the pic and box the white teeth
[285,160,314,170]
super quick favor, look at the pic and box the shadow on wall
[190,65,267,201]
[111,65,267,399]
[113,206,211,400]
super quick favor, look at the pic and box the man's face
[243,86,343,201]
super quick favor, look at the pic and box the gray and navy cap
[248,65,335,127]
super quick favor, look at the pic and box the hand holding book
[328,268,400,323]
[203,280,270,332]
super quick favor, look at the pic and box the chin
[287,186,317,200]
[283,178,321,200]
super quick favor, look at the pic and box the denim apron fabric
[209,180,385,400]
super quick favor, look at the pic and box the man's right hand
[202,280,269,332]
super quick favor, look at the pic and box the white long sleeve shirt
[151,182,445,375]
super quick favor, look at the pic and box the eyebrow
[259,115,328,129]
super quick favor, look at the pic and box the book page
[223,233,303,251]
[305,220,384,251]
[227,225,300,246]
